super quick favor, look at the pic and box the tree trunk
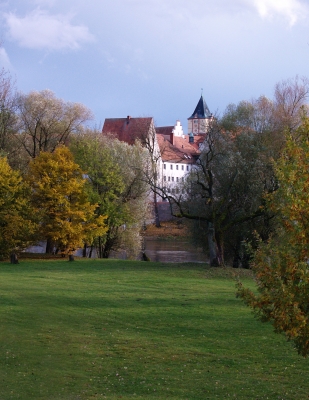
[88,245,93,258]
[154,192,161,228]
[207,222,222,267]
[82,243,87,258]
[45,238,53,254]
[68,254,74,262]
[102,248,110,258]
[10,253,19,264]
[97,235,114,259]
[215,230,224,266]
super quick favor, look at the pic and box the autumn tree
[26,146,107,259]
[70,131,149,259]
[15,90,92,161]
[0,156,36,262]
[237,118,309,356]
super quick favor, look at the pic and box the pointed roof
[188,95,211,119]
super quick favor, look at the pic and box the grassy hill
[0,259,308,399]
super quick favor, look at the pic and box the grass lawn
[0,259,308,399]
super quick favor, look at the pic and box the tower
[187,95,213,135]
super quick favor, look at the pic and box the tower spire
[187,93,212,135]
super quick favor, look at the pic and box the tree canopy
[237,118,309,357]
[16,89,93,160]
[0,156,35,259]
[70,131,149,259]
[26,146,107,257]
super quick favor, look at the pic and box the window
[170,164,173,170]
[172,177,174,182]
[176,177,179,182]
[176,165,178,170]
[163,176,166,181]
[181,165,184,170]
[186,165,189,171]
[163,164,166,169]
[168,176,170,182]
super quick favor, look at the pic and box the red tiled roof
[103,116,204,164]
[157,134,201,163]
[102,117,153,145]
[155,126,173,143]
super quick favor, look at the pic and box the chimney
[126,115,131,124]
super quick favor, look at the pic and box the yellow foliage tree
[26,146,107,259]
[0,157,35,261]
[237,118,309,356]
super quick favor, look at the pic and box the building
[102,94,212,199]
[187,94,214,135]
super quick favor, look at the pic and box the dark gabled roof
[102,116,153,145]
[188,95,211,119]
[155,126,173,135]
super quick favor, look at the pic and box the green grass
[0,259,308,399]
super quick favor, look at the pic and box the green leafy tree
[26,146,107,259]
[237,118,309,356]
[0,156,35,261]
[70,131,149,258]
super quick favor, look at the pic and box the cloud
[251,0,308,25]
[32,0,57,5]
[4,9,95,51]
[0,48,12,69]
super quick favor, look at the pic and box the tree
[103,116,163,227]
[221,76,309,147]
[237,118,309,356]
[26,146,107,259]
[0,156,35,261]
[137,119,163,228]
[16,89,93,160]
[0,68,19,162]
[181,76,309,266]
[274,75,309,132]
[70,131,149,259]
[153,117,275,267]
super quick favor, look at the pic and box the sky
[0,0,309,130]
